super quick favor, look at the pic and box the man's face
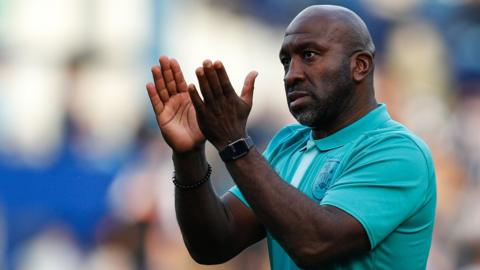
[279,20,355,127]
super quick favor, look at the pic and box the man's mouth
[287,91,310,104]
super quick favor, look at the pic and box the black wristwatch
[219,136,254,162]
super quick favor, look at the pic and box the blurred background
[0,0,479,269]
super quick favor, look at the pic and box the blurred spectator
[14,224,82,270]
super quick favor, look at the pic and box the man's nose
[283,58,305,88]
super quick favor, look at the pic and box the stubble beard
[291,103,325,126]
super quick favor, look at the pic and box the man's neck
[311,100,378,140]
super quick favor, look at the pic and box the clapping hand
[146,56,205,153]
[187,60,257,151]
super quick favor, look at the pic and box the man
[146,5,436,270]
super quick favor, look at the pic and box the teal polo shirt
[229,104,436,269]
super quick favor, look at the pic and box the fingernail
[203,59,211,68]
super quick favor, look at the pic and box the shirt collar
[302,104,391,152]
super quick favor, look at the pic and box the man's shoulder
[270,123,310,144]
[350,120,434,177]
[262,124,310,160]
[357,120,431,157]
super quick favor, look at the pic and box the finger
[203,60,223,97]
[146,82,164,114]
[151,65,168,101]
[171,58,188,92]
[240,71,258,107]
[214,61,236,97]
[188,84,205,113]
[159,88,170,103]
[195,67,215,104]
[159,56,177,95]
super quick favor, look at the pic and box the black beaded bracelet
[172,164,212,191]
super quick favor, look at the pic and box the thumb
[240,71,258,107]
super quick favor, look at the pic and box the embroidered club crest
[312,159,340,201]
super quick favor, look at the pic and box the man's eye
[303,51,316,59]
[280,57,290,66]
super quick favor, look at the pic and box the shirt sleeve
[320,133,432,249]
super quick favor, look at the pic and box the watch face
[220,137,253,161]
[232,141,249,158]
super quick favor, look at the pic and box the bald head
[286,5,375,55]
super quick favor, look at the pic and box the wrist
[173,143,206,159]
[172,145,209,184]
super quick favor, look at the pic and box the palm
[147,57,205,153]
[157,92,205,152]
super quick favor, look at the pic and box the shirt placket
[289,140,318,189]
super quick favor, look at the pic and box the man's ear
[351,51,374,82]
